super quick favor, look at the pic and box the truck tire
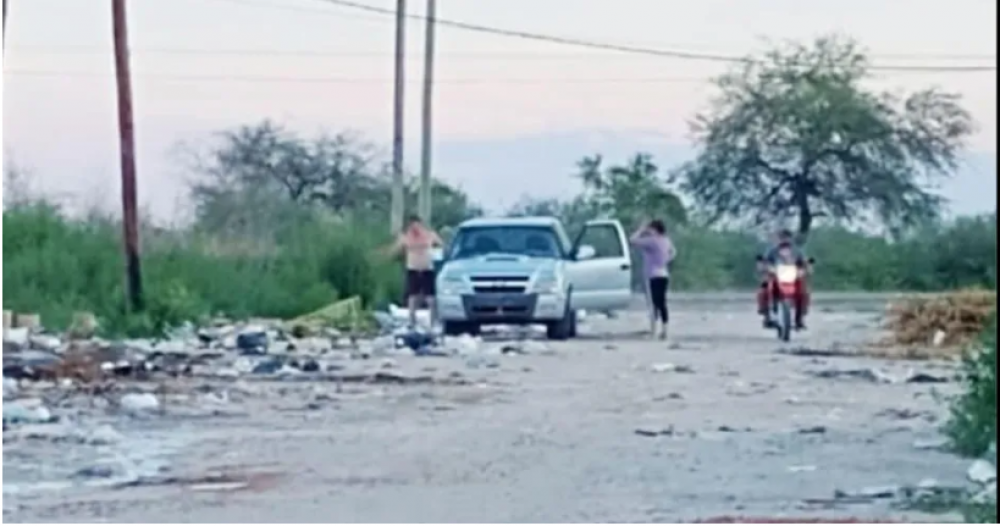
[546,306,574,341]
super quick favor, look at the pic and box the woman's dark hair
[648,219,666,235]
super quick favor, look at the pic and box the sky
[1,0,997,221]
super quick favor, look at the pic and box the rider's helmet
[776,229,794,247]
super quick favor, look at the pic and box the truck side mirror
[576,245,597,261]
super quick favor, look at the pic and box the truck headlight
[531,271,563,294]
[438,273,469,295]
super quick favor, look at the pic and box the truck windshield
[448,226,564,260]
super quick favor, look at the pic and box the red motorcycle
[757,256,814,342]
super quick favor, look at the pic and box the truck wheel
[546,307,573,341]
[443,322,480,337]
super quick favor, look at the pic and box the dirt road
[3,294,969,523]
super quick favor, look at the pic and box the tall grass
[2,202,402,336]
[2,201,996,336]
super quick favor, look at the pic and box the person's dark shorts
[406,269,436,298]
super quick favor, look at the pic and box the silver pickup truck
[435,216,633,340]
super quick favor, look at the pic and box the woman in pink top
[630,219,676,339]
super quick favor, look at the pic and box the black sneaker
[763,318,777,329]
[795,322,807,331]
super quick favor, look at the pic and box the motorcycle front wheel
[776,299,793,342]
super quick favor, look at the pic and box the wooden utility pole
[3,0,9,55]
[111,0,144,312]
[417,0,436,224]
[390,0,406,233]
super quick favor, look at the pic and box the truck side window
[578,224,624,258]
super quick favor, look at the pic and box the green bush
[943,310,997,523]
[2,201,996,336]
[2,203,401,336]
[946,310,997,458]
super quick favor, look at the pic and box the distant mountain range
[426,130,997,217]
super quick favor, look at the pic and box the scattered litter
[635,426,676,437]
[876,408,934,421]
[388,304,432,329]
[809,368,896,384]
[967,459,997,485]
[650,363,695,374]
[3,376,18,398]
[120,393,161,414]
[72,464,119,480]
[912,438,949,451]
[778,346,857,358]
[904,371,950,384]
[3,327,31,348]
[188,481,250,492]
[833,485,900,501]
[972,482,996,504]
[3,398,55,425]
[797,426,828,435]
[717,425,751,433]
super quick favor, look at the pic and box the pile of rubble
[871,289,996,359]
[2,304,554,426]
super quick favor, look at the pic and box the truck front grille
[470,275,530,294]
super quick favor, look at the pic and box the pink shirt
[631,234,675,279]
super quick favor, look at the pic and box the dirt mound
[871,289,996,359]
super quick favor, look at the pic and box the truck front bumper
[437,292,567,324]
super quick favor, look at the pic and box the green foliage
[509,186,996,291]
[3,102,994,337]
[945,311,997,458]
[2,203,401,337]
[184,120,480,234]
[676,35,974,236]
[575,153,687,228]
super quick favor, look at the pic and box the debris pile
[872,289,996,359]
[1,300,550,403]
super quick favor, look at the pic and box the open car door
[566,219,633,312]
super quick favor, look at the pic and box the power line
[5,69,992,85]
[210,0,997,72]
[2,69,714,84]
[8,45,997,63]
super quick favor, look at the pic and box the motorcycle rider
[755,229,811,330]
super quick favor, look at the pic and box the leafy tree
[405,180,483,229]
[182,120,480,236]
[576,153,687,229]
[506,197,566,218]
[676,36,974,238]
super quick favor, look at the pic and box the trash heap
[873,289,996,358]
[2,299,553,427]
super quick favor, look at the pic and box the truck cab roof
[457,216,562,229]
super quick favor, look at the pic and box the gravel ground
[2,293,970,523]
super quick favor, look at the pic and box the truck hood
[441,253,560,276]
